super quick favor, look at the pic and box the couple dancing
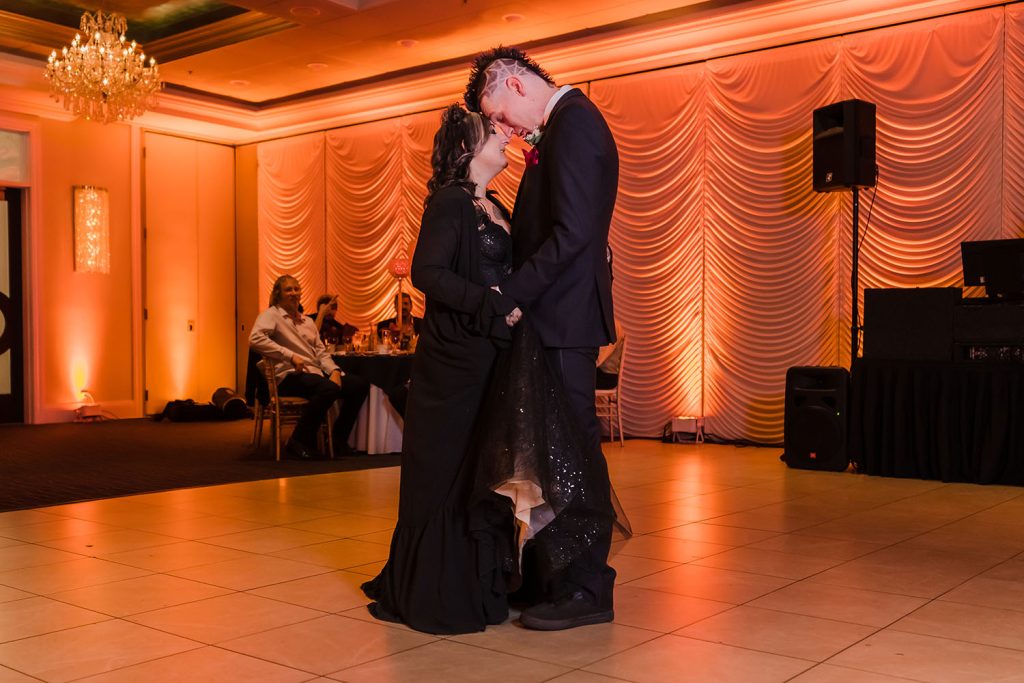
[361,47,627,634]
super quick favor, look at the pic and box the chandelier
[44,11,162,124]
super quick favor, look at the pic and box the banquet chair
[595,336,627,446]
[255,359,334,461]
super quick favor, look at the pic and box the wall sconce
[73,185,110,273]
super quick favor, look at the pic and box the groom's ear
[506,75,527,97]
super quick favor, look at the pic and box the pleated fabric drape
[255,5,1024,442]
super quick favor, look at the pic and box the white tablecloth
[347,384,403,454]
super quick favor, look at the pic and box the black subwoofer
[783,366,850,471]
[813,99,877,192]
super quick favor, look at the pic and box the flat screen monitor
[960,238,1024,300]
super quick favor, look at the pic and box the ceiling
[0,0,756,105]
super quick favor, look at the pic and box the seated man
[376,292,423,338]
[250,274,369,459]
[310,293,358,345]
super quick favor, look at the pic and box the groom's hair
[464,46,554,112]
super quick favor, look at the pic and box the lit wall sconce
[73,185,110,273]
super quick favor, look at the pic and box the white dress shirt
[249,305,340,383]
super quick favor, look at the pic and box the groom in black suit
[465,47,619,631]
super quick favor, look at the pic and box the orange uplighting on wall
[73,185,110,274]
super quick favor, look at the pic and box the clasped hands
[492,285,522,327]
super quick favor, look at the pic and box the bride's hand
[505,307,522,327]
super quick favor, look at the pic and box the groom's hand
[506,307,522,327]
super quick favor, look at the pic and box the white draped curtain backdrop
[255,6,1024,442]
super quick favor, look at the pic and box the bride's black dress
[361,186,517,634]
[362,185,630,635]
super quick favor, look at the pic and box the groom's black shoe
[519,592,613,631]
[284,439,327,461]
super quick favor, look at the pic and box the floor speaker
[783,366,849,471]
[813,99,877,192]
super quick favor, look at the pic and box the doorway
[0,188,24,423]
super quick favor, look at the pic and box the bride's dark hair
[425,103,488,207]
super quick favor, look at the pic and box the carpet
[0,418,400,512]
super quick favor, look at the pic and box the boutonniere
[523,128,543,147]
[523,147,540,167]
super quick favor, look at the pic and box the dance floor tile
[284,513,396,538]
[610,586,738,632]
[0,509,62,529]
[350,528,395,545]
[626,563,793,604]
[0,543,84,571]
[583,634,813,682]
[0,518,120,543]
[271,538,391,569]
[101,540,257,572]
[891,600,1024,651]
[747,532,885,560]
[748,581,927,627]
[651,522,779,547]
[51,574,231,617]
[167,554,331,590]
[0,586,32,603]
[345,560,387,577]
[72,646,311,682]
[328,639,569,682]
[0,596,110,642]
[249,570,371,612]
[39,529,182,556]
[0,557,151,594]
[677,605,875,661]
[127,515,269,540]
[451,620,659,668]
[0,665,40,682]
[809,548,994,599]
[545,672,632,683]
[221,615,435,675]
[127,592,323,643]
[826,630,1024,681]
[788,664,925,682]
[690,546,844,580]
[202,526,337,553]
[609,553,679,584]
[612,534,732,564]
[0,620,199,682]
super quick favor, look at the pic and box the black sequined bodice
[477,209,513,287]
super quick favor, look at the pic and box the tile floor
[2,440,1024,682]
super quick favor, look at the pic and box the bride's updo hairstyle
[425,103,488,207]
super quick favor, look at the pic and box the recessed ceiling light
[397,39,418,48]
[306,62,329,71]
[503,13,524,22]
[229,79,250,87]
[290,6,320,17]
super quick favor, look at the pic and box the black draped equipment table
[850,358,1024,485]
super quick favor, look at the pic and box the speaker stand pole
[849,186,861,367]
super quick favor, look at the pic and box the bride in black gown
[363,104,630,635]
[361,104,520,634]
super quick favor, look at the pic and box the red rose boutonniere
[523,147,540,167]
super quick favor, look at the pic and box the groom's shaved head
[464,46,554,113]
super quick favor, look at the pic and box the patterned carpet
[0,418,399,512]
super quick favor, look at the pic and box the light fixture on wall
[73,186,110,274]
[44,11,162,124]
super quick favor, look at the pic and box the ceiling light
[503,13,525,22]
[44,11,161,124]
[230,79,250,87]
[397,39,418,48]
[306,62,329,71]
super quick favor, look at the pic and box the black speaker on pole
[813,99,877,192]
[783,366,850,471]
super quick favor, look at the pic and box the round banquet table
[334,352,414,455]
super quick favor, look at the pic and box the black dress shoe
[519,592,613,631]
[284,439,327,460]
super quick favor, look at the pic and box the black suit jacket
[502,88,618,349]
